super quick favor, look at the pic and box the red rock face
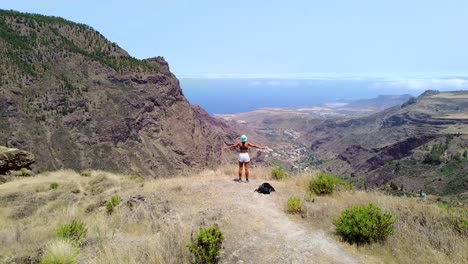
[0,10,235,177]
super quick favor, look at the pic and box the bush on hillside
[41,240,79,264]
[309,173,350,195]
[20,168,29,176]
[423,143,447,164]
[187,226,224,264]
[333,203,395,245]
[286,196,302,214]
[80,171,91,177]
[272,167,288,180]
[55,219,88,246]
[50,182,59,190]
[105,194,122,213]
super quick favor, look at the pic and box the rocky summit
[0,10,236,177]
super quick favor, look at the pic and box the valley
[217,91,468,199]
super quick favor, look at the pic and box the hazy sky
[2,0,468,76]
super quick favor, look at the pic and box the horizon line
[175,72,468,80]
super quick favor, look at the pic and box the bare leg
[245,162,250,181]
[238,162,243,180]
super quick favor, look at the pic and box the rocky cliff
[0,146,35,173]
[0,10,236,177]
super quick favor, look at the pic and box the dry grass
[0,167,466,264]
[41,240,79,264]
[278,174,468,264]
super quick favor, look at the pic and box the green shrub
[105,195,122,213]
[41,240,78,264]
[309,173,350,195]
[423,143,447,164]
[333,203,396,245]
[287,196,302,214]
[463,150,467,158]
[55,219,87,246]
[20,168,30,176]
[187,226,224,264]
[272,167,288,180]
[50,182,59,190]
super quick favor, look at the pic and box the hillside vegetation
[0,167,466,263]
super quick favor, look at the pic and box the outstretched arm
[248,143,268,150]
[223,142,240,150]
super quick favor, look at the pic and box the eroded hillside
[307,91,468,195]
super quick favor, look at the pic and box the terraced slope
[307,91,468,195]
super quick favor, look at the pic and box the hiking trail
[174,177,361,264]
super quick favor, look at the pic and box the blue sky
[2,0,468,76]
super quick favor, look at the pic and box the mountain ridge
[0,9,236,177]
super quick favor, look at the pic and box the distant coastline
[180,77,468,114]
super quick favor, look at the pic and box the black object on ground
[255,182,275,194]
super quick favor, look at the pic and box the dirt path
[184,178,361,264]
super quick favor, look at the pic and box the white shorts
[238,153,250,163]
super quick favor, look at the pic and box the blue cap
[240,135,248,142]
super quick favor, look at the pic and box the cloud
[266,80,281,86]
[374,78,468,90]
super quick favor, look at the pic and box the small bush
[50,182,59,190]
[287,196,302,214]
[463,150,467,158]
[105,194,122,213]
[333,203,396,245]
[272,167,288,180]
[187,226,224,264]
[80,171,90,177]
[20,168,29,176]
[41,240,78,264]
[55,219,87,246]
[309,173,350,195]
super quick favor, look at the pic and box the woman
[223,135,268,182]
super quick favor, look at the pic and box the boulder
[0,146,35,174]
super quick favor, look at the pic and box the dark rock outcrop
[0,146,35,173]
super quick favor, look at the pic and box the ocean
[179,77,467,114]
